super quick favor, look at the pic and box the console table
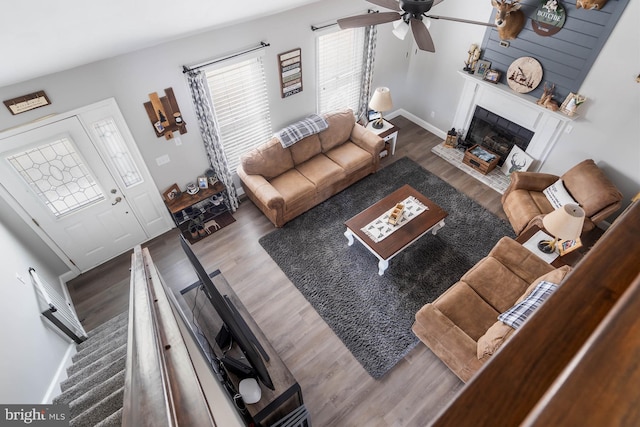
[163,181,233,243]
[180,271,304,426]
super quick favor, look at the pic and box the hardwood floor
[67,116,509,426]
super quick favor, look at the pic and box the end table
[366,119,400,158]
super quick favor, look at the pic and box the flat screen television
[179,234,275,390]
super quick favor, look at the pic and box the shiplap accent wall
[480,0,630,101]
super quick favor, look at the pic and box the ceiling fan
[337,0,496,53]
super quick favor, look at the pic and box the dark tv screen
[179,235,274,390]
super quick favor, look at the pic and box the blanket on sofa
[275,114,328,148]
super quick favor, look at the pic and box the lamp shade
[542,204,585,241]
[369,87,393,112]
[392,20,410,40]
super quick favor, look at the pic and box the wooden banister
[431,201,640,426]
[122,246,226,426]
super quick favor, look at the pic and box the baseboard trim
[387,109,447,140]
[41,343,76,404]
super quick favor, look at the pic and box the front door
[0,116,148,271]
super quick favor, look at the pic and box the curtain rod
[182,41,270,73]
[311,9,377,31]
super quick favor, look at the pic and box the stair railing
[122,245,242,427]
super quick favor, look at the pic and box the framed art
[559,238,582,256]
[163,183,181,201]
[197,176,208,189]
[484,69,501,83]
[560,92,586,116]
[500,146,534,176]
[475,60,491,77]
[367,109,381,122]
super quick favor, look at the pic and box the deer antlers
[491,0,526,40]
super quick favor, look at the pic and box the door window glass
[7,137,105,217]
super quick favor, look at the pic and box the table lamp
[369,87,393,129]
[537,204,585,253]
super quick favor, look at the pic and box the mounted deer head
[491,0,525,40]
[576,0,608,9]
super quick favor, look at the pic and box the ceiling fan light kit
[337,0,496,53]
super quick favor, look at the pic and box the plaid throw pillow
[498,281,559,329]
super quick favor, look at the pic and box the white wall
[0,209,73,404]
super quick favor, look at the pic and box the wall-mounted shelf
[143,87,187,140]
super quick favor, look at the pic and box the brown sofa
[412,237,572,382]
[237,109,384,227]
[501,159,623,235]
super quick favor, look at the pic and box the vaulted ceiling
[2,0,321,88]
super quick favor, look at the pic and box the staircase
[53,311,128,427]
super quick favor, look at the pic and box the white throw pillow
[543,179,577,209]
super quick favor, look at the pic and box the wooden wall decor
[3,91,51,115]
[278,48,303,98]
[480,0,630,101]
[143,87,187,140]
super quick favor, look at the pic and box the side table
[516,225,583,268]
[366,119,400,158]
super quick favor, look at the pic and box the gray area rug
[259,157,515,378]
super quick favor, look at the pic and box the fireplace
[452,71,575,172]
[463,106,534,166]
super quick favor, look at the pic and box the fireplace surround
[452,72,574,171]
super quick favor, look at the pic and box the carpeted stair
[53,311,129,427]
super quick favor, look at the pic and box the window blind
[205,54,272,172]
[317,27,365,114]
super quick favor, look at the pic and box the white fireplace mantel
[453,71,575,171]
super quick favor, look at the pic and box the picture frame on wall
[500,146,534,176]
[475,60,491,77]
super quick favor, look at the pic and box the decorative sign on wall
[278,48,302,98]
[507,56,543,93]
[143,87,187,140]
[532,0,566,36]
[3,91,51,115]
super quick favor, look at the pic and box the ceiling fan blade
[410,18,436,52]
[432,0,445,7]
[367,0,402,12]
[337,12,401,29]
[427,14,497,28]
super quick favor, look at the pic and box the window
[7,138,104,217]
[205,54,272,172]
[92,118,143,188]
[317,27,366,114]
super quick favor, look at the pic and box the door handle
[112,196,122,205]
